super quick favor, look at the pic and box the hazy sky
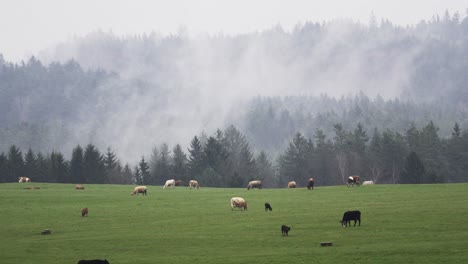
[0,0,466,62]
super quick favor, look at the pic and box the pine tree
[48,151,68,183]
[70,145,85,183]
[187,136,205,181]
[6,145,24,182]
[24,148,37,181]
[171,144,188,183]
[139,156,151,185]
[401,151,425,184]
[83,144,105,183]
[255,151,276,187]
[0,153,7,183]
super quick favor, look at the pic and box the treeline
[1,122,467,186]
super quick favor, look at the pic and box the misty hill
[1,13,468,162]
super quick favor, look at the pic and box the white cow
[230,197,247,210]
[362,180,375,185]
[163,179,176,189]
[288,181,297,188]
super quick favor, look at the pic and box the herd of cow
[17,174,374,262]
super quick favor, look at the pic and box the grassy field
[1,182,467,264]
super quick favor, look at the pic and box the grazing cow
[18,177,31,183]
[281,225,291,236]
[77,260,110,264]
[163,179,176,189]
[264,203,272,211]
[175,180,184,186]
[362,180,374,185]
[189,180,200,189]
[287,181,297,188]
[347,176,360,187]
[131,186,147,195]
[247,180,262,190]
[307,178,315,190]
[75,184,85,190]
[230,197,248,210]
[340,210,361,227]
[82,208,88,217]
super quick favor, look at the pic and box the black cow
[340,210,361,227]
[77,260,109,264]
[265,203,272,211]
[281,225,291,236]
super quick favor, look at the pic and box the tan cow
[18,177,31,183]
[75,184,85,190]
[288,181,297,188]
[247,180,262,190]
[131,186,147,195]
[230,197,248,210]
[189,180,200,189]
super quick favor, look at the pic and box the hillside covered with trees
[1,11,468,186]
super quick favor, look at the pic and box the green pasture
[1,183,467,264]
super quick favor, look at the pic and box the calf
[77,260,109,264]
[281,225,291,236]
[82,208,88,217]
[264,203,272,211]
[340,210,361,227]
[307,178,315,190]
[287,181,296,188]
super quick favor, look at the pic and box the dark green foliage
[70,145,85,183]
[401,151,426,184]
[83,144,106,184]
[138,157,151,185]
[171,144,188,183]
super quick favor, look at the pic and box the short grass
[1,183,467,264]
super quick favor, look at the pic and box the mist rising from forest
[28,14,467,162]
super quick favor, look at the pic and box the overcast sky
[0,0,466,62]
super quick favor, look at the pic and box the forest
[1,11,468,186]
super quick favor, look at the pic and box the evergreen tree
[0,153,7,183]
[70,145,85,183]
[104,147,120,183]
[203,135,228,186]
[139,156,151,185]
[401,151,425,184]
[122,163,134,184]
[35,152,48,182]
[255,151,276,188]
[222,125,256,187]
[277,132,314,187]
[48,151,68,183]
[187,136,205,181]
[24,148,37,181]
[6,145,24,182]
[313,129,337,185]
[151,143,171,185]
[171,144,188,183]
[83,144,106,183]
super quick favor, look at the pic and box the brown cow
[82,208,88,217]
[307,178,315,190]
[18,177,31,183]
[347,176,360,187]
